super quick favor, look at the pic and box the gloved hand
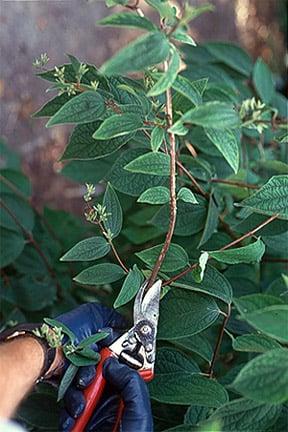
[56,303,153,432]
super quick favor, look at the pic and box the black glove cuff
[0,323,56,383]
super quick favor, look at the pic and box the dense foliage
[0,1,287,430]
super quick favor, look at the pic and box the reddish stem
[147,60,177,289]
[164,213,279,286]
[211,178,258,189]
[208,304,231,378]
[176,160,209,199]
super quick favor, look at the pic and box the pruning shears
[72,279,162,432]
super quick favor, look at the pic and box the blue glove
[56,303,153,432]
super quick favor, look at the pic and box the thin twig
[147,60,177,289]
[211,178,259,190]
[0,198,63,299]
[220,213,279,251]
[176,160,209,199]
[262,257,288,264]
[208,303,231,378]
[219,214,238,241]
[163,213,279,285]
[85,204,129,273]
[162,263,197,286]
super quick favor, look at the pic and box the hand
[56,302,127,348]
[56,303,153,432]
[60,357,153,432]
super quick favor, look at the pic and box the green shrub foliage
[1,1,288,430]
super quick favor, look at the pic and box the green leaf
[184,405,211,426]
[205,42,253,76]
[122,225,162,245]
[148,46,180,97]
[209,398,282,432]
[16,392,60,430]
[74,263,126,285]
[253,58,275,104]
[92,113,143,140]
[65,351,100,367]
[266,275,288,302]
[76,348,100,361]
[32,93,73,118]
[152,198,207,236]
[198,192,220,247]
[257,160,288,174]
[150,372,228,407]
[177,187,198,204]
[232,333,281,353]
[234,294,288,343]
[172,30,196,46]
[61,122,134,160]
[125,152,170,176]
[107,148,168,196]
[46,92,106,127]
[58,364,78,401]
[204,128,239,173]
[151,126,165,152]
[181,3,215,25]
[232,349,288,403]
[172,334,213,363]
[154,347,200,375]
[97,12,156,31]
[137,186,170,204]
[170,102,240,132]
[61,159,112,184]
[238,175,288,220]
[0,227,25,268]
[234,294,284,315]
[1,169,31,197]
[267,405,288,432]
[171,264,233,304]
[207,238,265,264]
[136,243,189,272]
[145,0,176,21]
[77,331,109,349]
[103,183,123,238]
[0,193,34,233]
[3,275,57,312]
[44,318,76,342]
[234,213,288,237]
[114,264,143,308]
[101,32,170,75]
[158,289,219,339]
[60,236,110,261]
[105,0,129,7]
[172,76,207,106]
[240,305,288,343]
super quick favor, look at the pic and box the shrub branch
[163,213,279,286]
[147,60,177,289]
[85,202,129,273]
[0,198,63,299]
[208,303,231,378]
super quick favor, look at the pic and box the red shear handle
[71,347,154,432]
[71,347,113,432]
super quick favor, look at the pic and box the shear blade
[134,279,162,326]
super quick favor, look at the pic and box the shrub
[1,1,287,430]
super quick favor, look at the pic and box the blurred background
[0,0,287,213]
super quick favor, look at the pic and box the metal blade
[133,280,162,325]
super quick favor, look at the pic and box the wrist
[0,323,64,382]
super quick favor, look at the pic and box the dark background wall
[0,0,286,212]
